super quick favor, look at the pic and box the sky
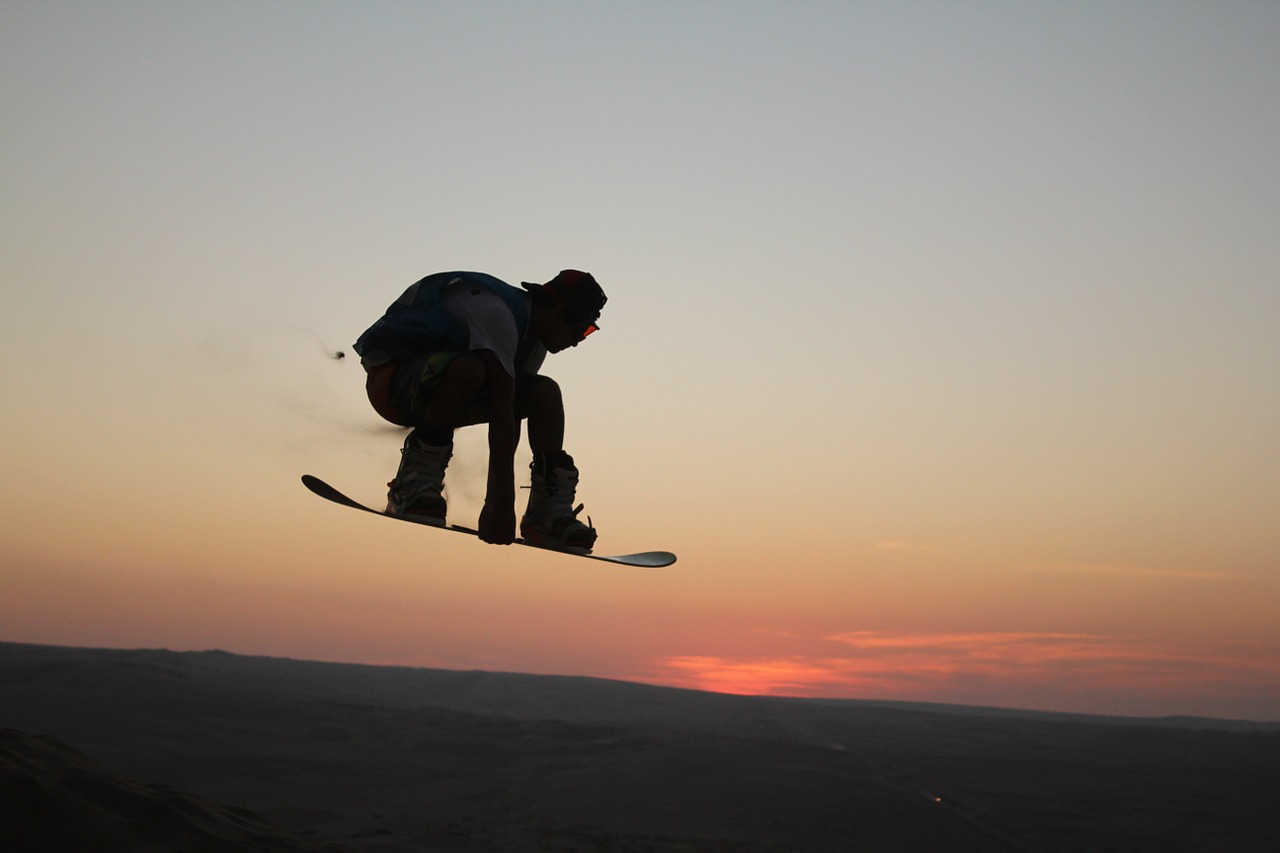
[2,0,1278,721]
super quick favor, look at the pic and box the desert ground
[2,641,1278,852]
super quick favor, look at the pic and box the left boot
[521,451,598,551]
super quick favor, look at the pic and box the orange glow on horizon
[642,631,1280,714]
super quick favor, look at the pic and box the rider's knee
[523,374,563,409]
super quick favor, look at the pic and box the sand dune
[0,728,345,853]
[2,641,1278,852]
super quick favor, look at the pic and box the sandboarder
[353,270,606,550]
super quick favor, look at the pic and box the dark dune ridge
[2,641,1278,852]
[1,728,345,853]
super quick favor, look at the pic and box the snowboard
[301,475,676,568]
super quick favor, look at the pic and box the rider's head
[524,270,607,352]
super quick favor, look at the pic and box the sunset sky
[3,1,1278,720]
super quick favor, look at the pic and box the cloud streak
[646,630,1280,716]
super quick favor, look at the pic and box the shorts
[389,349,464,425]
[366,349,547,427]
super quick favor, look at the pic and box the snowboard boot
[386,434,452,526]
[521,451,598,551]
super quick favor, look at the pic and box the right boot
[385,434,452,526]
[520,451,597,551]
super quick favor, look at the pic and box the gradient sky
[3,0,1278,720]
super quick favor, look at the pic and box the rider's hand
[478,499,516,545]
